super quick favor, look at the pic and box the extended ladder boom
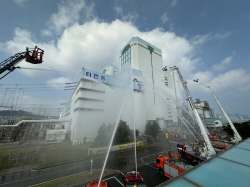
[194,79,242,142]
[0,46,44,79]
[0,52,26,75]
[172,66,216,157]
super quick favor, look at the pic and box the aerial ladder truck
[156,66,217,180]
[162,66,216,159]
[0,46,44,80]
[194,79,242,143]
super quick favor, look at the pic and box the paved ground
[0,141,179,187]
[0,137,200,187]
[103,165,168,187]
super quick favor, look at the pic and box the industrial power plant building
[61,37,183,145]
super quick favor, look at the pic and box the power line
[21,89,73,92]
[1,103,62,106]
[0,89,73,92]
[40,62,83,69]
[17,66,77,75]
[0,87,67,90]
[0,82,77,86]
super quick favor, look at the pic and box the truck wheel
[159,169,164,176]
[192,158,197,164]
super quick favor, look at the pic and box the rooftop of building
[120,36,162,55]
[157,137,250,187]
[101,65,119,74]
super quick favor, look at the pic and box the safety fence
[0,148,89,170]
[41,148,88,167]
[0,149,43,172]
[7,150,42,167]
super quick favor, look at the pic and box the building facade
[194,98,223,131]
[61,37,183,145]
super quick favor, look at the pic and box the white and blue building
[60,37,183,145]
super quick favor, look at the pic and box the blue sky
[0,0,250,117]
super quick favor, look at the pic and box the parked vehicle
[177,144,205,164]
[122,171,146,187]
[156,152,193,179]
[85,180,110,187]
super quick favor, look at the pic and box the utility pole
[9,84,18,120]
[1,88,9,108]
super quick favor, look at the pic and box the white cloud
[41,30,52,37]
[47,77,72,85]
[189,69,250,94]
[113,5,139,22]
[0,20,197,79]
[1,1,248,115]
[0,9,246,99]
[212,51,235,71]
[200,9,208,17]
[122,12,139,22]
[13,0,27,5]
[47,77,73,89]
[191,33,212,46]
[170,0,178,7]
[209,69,250,92]
[161,12,169,24]
[191,31,232,47]
[114,6,123,16]
[45,0,95,35]
[214,32,232,39]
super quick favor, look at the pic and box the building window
[74,108,104,112]
[76,87,105,95]
[75,97,105,103]
[165,77,168,86]
[121,47,131,69]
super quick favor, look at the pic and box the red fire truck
[177,144,205,164]
[122,171,147,187]
[156,152,193,179]
[85,180,110,187]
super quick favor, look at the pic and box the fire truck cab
[122,171,146,187]
[156,153,193,179]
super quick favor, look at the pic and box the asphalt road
[97,165,168,187]
[0,141,179,187]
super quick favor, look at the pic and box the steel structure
[0,46,44,79]
[194,79,242,143]
[163,66,216,158]
[0,119,70,143]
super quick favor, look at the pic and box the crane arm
[171,66,216,157]
[0,46,44,79]
[195,80,242,142]
[208,86,242,142]
[0,52,26,75]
